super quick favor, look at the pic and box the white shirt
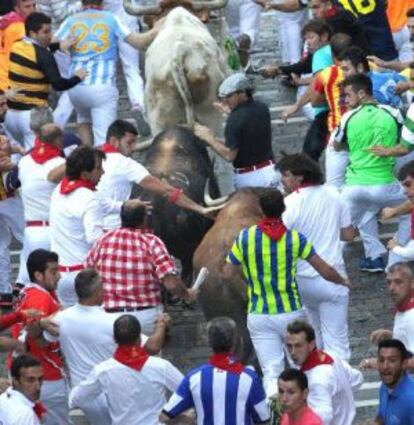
[18,155,65,222]
[305,358,363,425]
[44,304,148,387]
[97,152,149,229]
[283,185,351,278]
[69,356,183,425]
[49,184,104,265]
[393,308,414,352]
[0,388,40,425]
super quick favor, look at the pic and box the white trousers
[297,275,350,361]
[80,394,111,425]
[239,0,262,46]
[392,26,413,63]
[116,10,145,109]
[275,10,306,64]
[325,147,348,189]
[53,51,74,127]
[341,182,410,264]
[19,226,51,285]
[57,270,79,308]
[41,379,72,425]
[109,304,164,336]
[69,84,118,146]
[4,109,35,151]
[0,196,25,292]
[234,164,281,190]
[247,309,306,398]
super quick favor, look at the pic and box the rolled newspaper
[192,267,209,290]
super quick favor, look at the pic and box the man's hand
[262,64,280,79]
[370,329,392,344]
[359,357,378,370]
[254,0,270,8]
[74,69,88,81]
[381,207,396,221]
[194,123,214,143]
[4,87,24,100]
[59,35,77,54]
[395,81,410,95]
[213,101,230,115]
[290,73,301,86]
[183,288,198,304]
[367,55,387,69]
[123,198,153,212]
[155,313,171,329]
[368,145,390,157]
[387,239,399,250]
[281,104,298,122]
[39,317,60,337]
[20,309,43,320]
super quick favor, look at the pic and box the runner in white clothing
[98,120,222,229]
[69,314,182,425]
[18,123,66,284]
[360,262,414,370]
[287,320,363,425]
[280,154,356,360]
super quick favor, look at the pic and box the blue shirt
[369,71,407,109]
[55,9,130,85]
[378,373,414,425]
[163,363,270,425]
[312,45,333,116]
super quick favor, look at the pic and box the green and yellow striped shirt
[226,225,315,315]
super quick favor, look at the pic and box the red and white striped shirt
[85,228,177,309]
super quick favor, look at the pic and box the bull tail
[171,42,194,128]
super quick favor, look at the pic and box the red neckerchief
[258,217,287,241]
[396,292,414,313]
[33,401,47,420]
[100,143,119,154]
[301,349,334,372]
[295,182,318,192]
[209,352,244,375]
[324,6,339,18]
[0,11,24,30]
[30,138,62,164]
[60,177,96,195]
[113,344,149,371]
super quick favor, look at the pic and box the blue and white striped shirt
[55,9,131,86]
[163,363,270,425]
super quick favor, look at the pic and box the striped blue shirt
[163,364,270,425]
[55,9,130,85]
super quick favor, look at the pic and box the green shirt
[334,103,403,186]
[226,225,315,315]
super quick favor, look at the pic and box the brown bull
[193,188,264,360]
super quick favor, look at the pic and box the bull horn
[204,179,229,206]
[123,0,162,16]
[192,0,228,11]
[134,137,154,152]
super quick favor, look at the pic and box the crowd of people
[0,0,414,424]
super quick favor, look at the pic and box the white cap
[218,73,251,98]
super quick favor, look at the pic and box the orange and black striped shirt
[8,38,81,110]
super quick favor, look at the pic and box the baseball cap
[218,73,252,98]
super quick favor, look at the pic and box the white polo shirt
[393,308,414,352]
[69,356,183,425]
[44,304,148,387]
[283,185,351,278]
[305,358,363,425]
[0,388,40,425]
[96,152,149,229]
[18,155,65,222]
[49,184,104,266]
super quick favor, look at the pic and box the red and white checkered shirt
[85,228,177,309]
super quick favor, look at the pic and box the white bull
[143,7,230,135]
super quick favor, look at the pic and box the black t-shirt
[225,99,274,169]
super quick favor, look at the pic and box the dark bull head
[123,0,228,25]
[135,126,221,281]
